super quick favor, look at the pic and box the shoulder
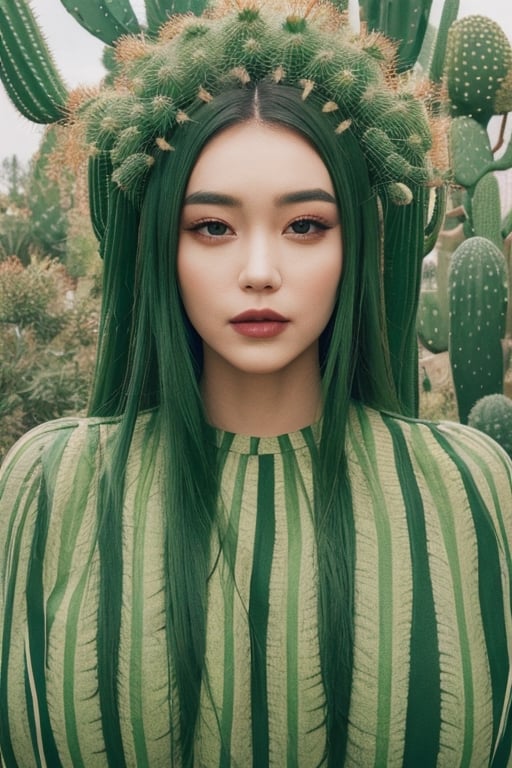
[347,401,512,517]
[0,411,158,513]
[349,400,512,472]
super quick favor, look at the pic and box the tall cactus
[0,0,68,123]
[358,0,434,73]
[448,236,508,423]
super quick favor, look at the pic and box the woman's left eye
[287,218,330,236]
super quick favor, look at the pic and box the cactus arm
[471,173,502,248]
[450,116,494,189]
[382,188,429,415]
[89,152,113,249]
[59,0,140,46]
[358,0,434,72]
[427,0,459,84]
[0,0,68,123]
[424,185,446,255]
[144,0,210,35]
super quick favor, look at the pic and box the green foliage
[468,393,512,458]
[0,255,69,340]
[1,155,27,205]
[25,128,71,259]
[0,207,32,265]
[448,236,508,423]
[0,257,101,463]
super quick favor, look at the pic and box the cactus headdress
[74,0,444,211]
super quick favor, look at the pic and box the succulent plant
[444,15,512,126]
[468,393,512,458]
[448,236,508,423]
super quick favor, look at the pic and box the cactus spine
[448,237,507,423]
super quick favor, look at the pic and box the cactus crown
[72,0,446,207]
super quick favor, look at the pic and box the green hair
[91,82,402,766]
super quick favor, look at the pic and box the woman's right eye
[192,220,232,237]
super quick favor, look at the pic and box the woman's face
[178,121,342,380]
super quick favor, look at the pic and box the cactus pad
[444,15,512,125]
[449,236,508,423]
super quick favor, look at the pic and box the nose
[238,232,282,291]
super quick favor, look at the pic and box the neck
[200,352,323,437]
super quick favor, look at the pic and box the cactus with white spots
[448,236,508,423]
[468,393,512,458]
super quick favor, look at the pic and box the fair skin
[178,121,343,436]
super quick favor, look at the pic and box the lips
[230,309,289,338]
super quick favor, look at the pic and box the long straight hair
[91,83,399,766]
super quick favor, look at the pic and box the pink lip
[230,309,289,338]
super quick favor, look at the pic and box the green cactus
[0,0,67,123]
[468,393,512,458]
[417,259,450,354]
[358,0,434,73]
[444,15,512,126]
[59,0,140,45]
[449,236,508,424]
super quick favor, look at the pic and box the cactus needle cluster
[72,1,442,207]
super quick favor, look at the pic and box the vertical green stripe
[410,427,475,764]
[129,419,159,767]
[25,474,64,767]
[430,428,510,752]
[219,454,249,767]
[0,461,41,765]
[249,454,275,768]
[278,437,302,767]
[47,430,100,766]
[24,429,75,768]
[352,408,394,765]
[384,417,441,766]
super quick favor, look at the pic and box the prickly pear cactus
[444,15,512,126]
[449,236,508,423]
[468,393,512,458]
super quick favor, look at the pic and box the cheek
[310,254,343,317]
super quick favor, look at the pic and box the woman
[1,4,511,767]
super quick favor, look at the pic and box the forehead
[186,121,334,193]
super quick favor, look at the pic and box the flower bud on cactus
[468,393,512,458]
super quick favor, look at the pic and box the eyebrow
[183,188,337,207]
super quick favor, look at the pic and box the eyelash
[186,216,333,240]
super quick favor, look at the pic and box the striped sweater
[0,403,511,766]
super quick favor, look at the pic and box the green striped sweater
[0,403,511,766]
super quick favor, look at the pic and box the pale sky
[1,0,511,163]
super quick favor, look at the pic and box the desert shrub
[0,258,100,463]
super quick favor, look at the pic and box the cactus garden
[0,0,511,458]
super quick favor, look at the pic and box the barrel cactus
[449,236,508,423]
[468,393,512,458]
